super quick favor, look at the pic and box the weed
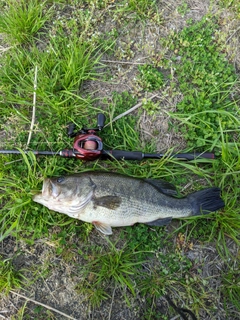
[123,224,167,253]
[0,257,22,293]
[101,91,138,149]
[163,17,239,149]
[137,64,164,91]
[177,1,190,16]
[75,281,110,308]
[0,30,102,115]
[221,268,240,312]
[219,0,240,16]
[0,0,53,45]
[118,0,161,22]
[76,239,148,307]
[142,99,161,116]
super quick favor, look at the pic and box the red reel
[73,132,103,160]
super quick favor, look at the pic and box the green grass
[0,0,53,45]
[0,30,102,113]
[0,0,239,318]
[76,238,148,307]
[0,256,23,293]
[122,0,161,22]
[137,64,164,91]
[161,16,239,149]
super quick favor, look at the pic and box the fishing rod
[0,113,215,161]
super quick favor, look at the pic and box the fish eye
[57,176,65,183]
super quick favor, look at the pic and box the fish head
[33,175,95,215]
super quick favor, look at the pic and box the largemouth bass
[33,171,225,235]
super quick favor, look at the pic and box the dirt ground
[0,231,239,319]
[0,1,240,319]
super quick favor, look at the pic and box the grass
[161,16,239,149]
[137,64,165,91]
[0,0,239,319]
[0,257,22,293]
[76,238,148,307]
[0,0,53,45]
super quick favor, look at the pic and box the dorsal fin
[145,179,177,196]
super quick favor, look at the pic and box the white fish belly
[72,198,192,227]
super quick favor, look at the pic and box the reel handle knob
[67,123,76,137]
[97,113,105,130]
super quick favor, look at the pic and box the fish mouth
[33,178,59,200]
[42,178,60,199]
[33,178,60,205]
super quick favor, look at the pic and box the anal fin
[144,217,172,226]
[93,221,113,235]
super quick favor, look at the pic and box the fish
[33,171,225,235]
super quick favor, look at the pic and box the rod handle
[102,150,144,160]
[172,153,215,160]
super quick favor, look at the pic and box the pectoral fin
[93,221,113,235]
[93,196,121,210]
[145,217,172,226]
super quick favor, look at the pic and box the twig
[108,286,116,320]
[9,290,77,320]
[26,65,38,148]
[0,310,8,314]
[101,59,147,65]
[0,46,13,53]
[226,25,240,43]
[105,94,159,127]
[39,273,59,303]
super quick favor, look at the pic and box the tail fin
[187,188,225,216]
